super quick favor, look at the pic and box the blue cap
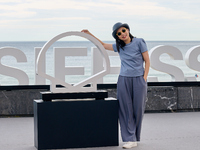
[112,22,130,39]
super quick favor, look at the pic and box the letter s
[0,47,29,85]
[149,45,185,81]
[185,45,200,72]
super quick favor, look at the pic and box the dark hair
[116,33,134,52]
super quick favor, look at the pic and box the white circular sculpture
[36,31,110,93]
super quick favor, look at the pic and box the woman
[82,22,150,149]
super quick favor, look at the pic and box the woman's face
[116,27,130,41]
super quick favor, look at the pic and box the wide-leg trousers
[117,75,147,142]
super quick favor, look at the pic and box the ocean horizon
[0,41,199,85]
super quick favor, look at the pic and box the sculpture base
[34,98,118,150]
[40,90,108,101]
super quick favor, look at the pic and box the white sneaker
[123,141,137,149]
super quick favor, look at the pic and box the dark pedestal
[40,90,108,101]
[34,98,118,150]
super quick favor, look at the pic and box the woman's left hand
[142,51,150,83]
[143,76,147,82]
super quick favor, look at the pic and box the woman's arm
[81,29,113,51]
[142,51,150,82]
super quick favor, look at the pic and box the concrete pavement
[0,112,200,150]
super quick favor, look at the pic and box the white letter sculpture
[36,31,110,93]
[0,47,29,85]
[149,45,185,81]
[185,45,200,72]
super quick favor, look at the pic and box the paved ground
[0,112,200,150]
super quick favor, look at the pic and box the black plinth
[40,90,108,101]
[34,98,119,150]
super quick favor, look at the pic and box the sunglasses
[116,28,126,36]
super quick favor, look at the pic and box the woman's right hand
[81,29,91,35]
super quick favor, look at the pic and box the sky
[0,0,200,41]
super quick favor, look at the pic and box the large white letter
[185,45,200,81]
[185,45,200,72]
[0,47,29,85]
[54,47,87,81]
[92,47,120,84]
[149,45,185,81]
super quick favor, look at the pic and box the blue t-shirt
[112,38,148,77]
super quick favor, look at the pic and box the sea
[0,41,199,85]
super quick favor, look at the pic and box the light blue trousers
[117,75,147,142]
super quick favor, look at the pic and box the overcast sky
[0,0,200,41]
